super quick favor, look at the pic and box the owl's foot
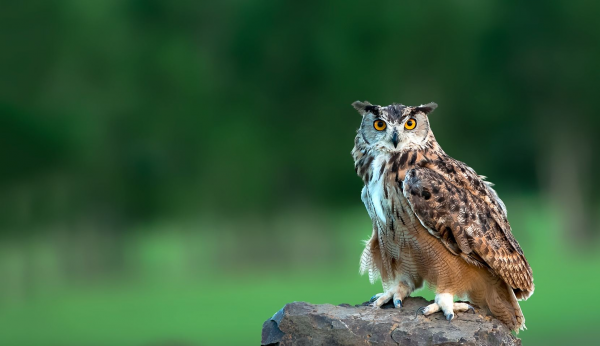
[416,303,440,317]
[368,293,383,303]
[370,289,406,308]
[416,293,474,321]
[416,303,473,320]
[370,292,402,308]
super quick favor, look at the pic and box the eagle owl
[351,101,534,331]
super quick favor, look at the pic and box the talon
[446,313,454,321]
[467,304,475,314]
[394,299,403,308]
[369,295,378,303]
[415,307,426,317]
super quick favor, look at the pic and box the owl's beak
[391,131,399,148]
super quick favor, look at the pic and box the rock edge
[261,296,520,346]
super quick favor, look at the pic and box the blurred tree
[0,0,597,241]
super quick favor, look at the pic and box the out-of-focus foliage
[2,0,600,222]
[0,1,599,345]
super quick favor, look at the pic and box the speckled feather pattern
[352,102,533,332]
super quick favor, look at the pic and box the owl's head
[352,101,437,152]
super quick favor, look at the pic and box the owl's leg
[372,280,413,308]
[436,293,456,320]
[417,294,475,321]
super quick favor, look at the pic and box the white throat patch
[368,154,389,223]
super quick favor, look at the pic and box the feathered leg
[417,293,475,321]
[372,281,412,308]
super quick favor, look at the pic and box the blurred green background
[1,1,599,345]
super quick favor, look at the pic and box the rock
[261,296,520,346]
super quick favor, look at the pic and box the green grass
[0,198,598,345]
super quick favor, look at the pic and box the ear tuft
[352,101,373,115]
[415,102,438,115]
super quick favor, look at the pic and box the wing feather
[403,166,534,299]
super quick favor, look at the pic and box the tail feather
[484,280,525,332]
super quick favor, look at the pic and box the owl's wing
[402,166,533,299]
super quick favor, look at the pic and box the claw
[394,299,403,308]
[415,306,426,317]
[446,313,454,321]
[467,304,475,314]
[369,293,385,304]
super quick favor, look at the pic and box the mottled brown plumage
[351,101,533,331]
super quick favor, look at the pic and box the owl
[351,101,533,331]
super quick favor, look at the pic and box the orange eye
[404,118,417,130]
[373,120,387,131]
